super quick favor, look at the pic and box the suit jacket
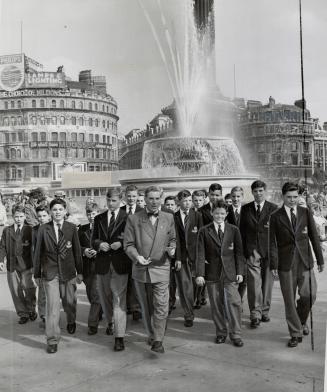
[269,205,324,271]
[124,209,176,283]
[226,205,243,227]
[196,222,244,282]
[33,221,82,281]
[92,209,131,275]
[24,201,39,227]
[78,223,97,278]
[0,224,33,272]
[239,200,278,262]
[175,209,203,264]
[199,203,212,226]
[120,204,143,214]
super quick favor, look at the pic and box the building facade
[0,54,119,193]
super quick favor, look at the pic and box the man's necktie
[128,207,133,215]
[15,226,21,236]
[184,211,189,229]
[256,204,261,220]
[218,224,223,242]
[234,209,240,225]
[108,211,116,238]
[147,211,159,217]
[290,208,297,231]
[57,223,67,257]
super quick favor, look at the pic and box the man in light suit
[269,182,324,347]
[124,185,176,354]
[239,180,278,327]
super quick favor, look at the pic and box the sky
[0,0,326,134]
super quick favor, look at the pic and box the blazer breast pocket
[228,242,234,250]
[65,241,72,249]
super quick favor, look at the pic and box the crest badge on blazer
[228,242,234,250]
[66,241,72,249]
[302,226,308,234]
[192,226,198,233]
[22,240,30,247]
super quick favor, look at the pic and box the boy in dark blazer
[78,202,102,335]
[175,190,203,327]
[92,188,132,352]
[196,201,244,347]
[34,198,83,354]
[239,180,278,327]
[0,204,37,324]
[269,182,324,347]
[199,183,223,226]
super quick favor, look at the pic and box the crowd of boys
[0,180,324,355]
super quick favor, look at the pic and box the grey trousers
[134,280,169,342]
[97,272,113,324]
[175,261,194,321]
[247,255,274,320]
[207,279,242,339]
[83,274,102,328]
[7,269,36,318]
[43,276,77,345]
[37,279,46,319]
[278,257,317,337]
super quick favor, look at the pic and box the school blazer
[226,205,243,227]
[0,224,33,272]
[33,221,82,281]
[124,209,176,283]
[92,209,131,275]
[239,200,278,261]
[269,205,324,271]
[120,205,143,214]
[196,222,244,282]
[78,223,97,278]
[199,203,213,226]
[175,209,203,264]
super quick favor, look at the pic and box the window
[32,116,37,125]
[72,149,78,158]
[303,141,310,152]
[4,102,8,109]
[95,134,99,142]
[51,100,56,108]
[89,118,93,127]
[5,149,9,159]
[32,132,38,142]
[79,117,84,126]
[94,189,99,196]
[60,100,64,109]
[95,103,98,111]
[40,99,45,108]
[89,134,94,142]
[95,119,99,127]
[107,121,110,129]
[17,150,21,158]
[52,148,59,158]
[291,142,298,152]
[71,132,77,142]
[17,100,21,109]
[51,132,58,142]
[79,101,83,110]
[4,117,9,126]
[11,101,15,109]
[11,133,16,142]
[107,106,109,113]
[11,117,16,126]
[60,116,65,125]
[76,189,81,197]
[40,149,47,159]
[102,104,105,112]
[303,155,310,166]
[52,117,57,125]
[88,102,92,110]
[103,135,106,143]
[71,117,76,125]
[5,133,9,143]
[32,100,36,108]
[17,116,23,125]
[18,132,23,142]
[33,166,39,178]
[11,149,16,159]
[40,117,45,125]
[95,149,100,158]
[17,169,23,179]
[60,132,66,142]
[102,120,105,128]
[78,133,85,142]
[46,118,51,125]
[11,167,17,179]
[71,101,76,109]
[291,154,298,165]
[41,167,48,178]
[40,132,46,141]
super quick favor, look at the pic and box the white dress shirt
[213,221,225,234]
[126,204,136,214]
[254,200,265,211]
[180,209,190,226]
[233,206,241,216]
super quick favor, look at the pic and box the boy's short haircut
[137,190,145,197]
[231,186,244,194]
[192,190,206,198]
[145,186,163,197]
[251,180,266,191]
[211,200,228,212]
[36,205,50,214]
[86,202,99,213]
[209,183,222,193]
[12,204,25,215]
[282,182,299,195]
[49,198,67,210]
[125,185,138,193]
[224,193,232,200]
[164,195,176,204]
[177,189,192,200]
[106,188,122,199]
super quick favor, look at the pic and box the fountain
[120,0,257,197]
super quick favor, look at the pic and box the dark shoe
[193,301,201,310]
[147,337,154,346]
[288,337,299,348]
[29,311,38,321]
[297,337,303,343]
[200,298,207,306]
[215,335,226,344]
[47,344,57,354]
[232,338,244,347]
[151,341,164,353]
[114,337,125,352]
[250,318,261,328]
[98,310,103,321]
[132,311,142,321]
[106,323,114,335]
[88,326,98,335]
[184,320,193,327]
[126,309,132,315]
[67,322,76,334]
[261,315,270,322]
[302,324,309,336]
[18,316,29,324]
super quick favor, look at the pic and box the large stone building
[238,96,327,190]
[0,53,119,194]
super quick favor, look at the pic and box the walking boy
[34,198,83,354]
[0,204,37,324]
[196,201,244,347]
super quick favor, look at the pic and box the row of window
[0,115,117,130]
[256,141,311,153]
[5,167,23,180]
[3,99,117,114]
[245,110,309,123]
[256,153,311,166]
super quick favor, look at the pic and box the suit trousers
[134,280,169,342]
[247,255,274,320]
[206,278,242,339]
[7,269,36,318]
[126,273,141,313]
[37,279,46,319]
[109,264,129,337]
[169,265,177,311]
[175,260,194,321]
[43,275,77,345]
[278,256,317,337]
[96,271,113,324]
[83,273,102,328]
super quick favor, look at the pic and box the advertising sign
[0,54,25,92]
[25,72,66,88]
